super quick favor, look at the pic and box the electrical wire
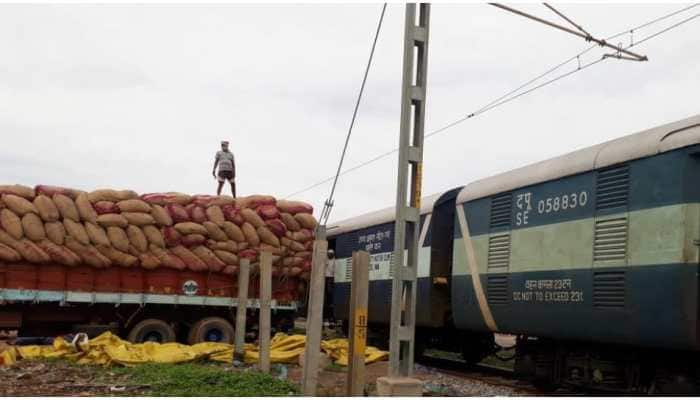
[285,4,700,200]
[318,3,387,226]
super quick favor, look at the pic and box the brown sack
[294,213,317,230]
[0,242,21,263]
[240,208,265,228]
[205,206,226,226]
[34,195,60,222]
[260,243,283,255]
[107,226,130,252]
[0,185,36,200]
[181,234,206,247]
[96,244,138,268]
[85,222,111,247]
[203,221,228,241]
[207,240,237,253]
[37,240,81,267]
[3,194,38,216]
[143,225,165,248]
[280,213,301,232]
[241,222,260,246]
[122,212,155,226]
[65,237,110,268]
[149,245,186,270]
[22,213,46,241]
[0,229,18,248]
[151,204,173,226]
[191,245,225,272]
[1,209,23,240]
[88,189,137,203]
[127,225,148,253]
[45,221,66,245]
[276,200,314,215]
[222,221,245,242]
[75,193,98,223]
[174,222,208,236]
[139,252,161,270]
[35,185,83,200]
[170,245,207,272]
[94,201,120,215]
[257,226,280,247]
[213,250,238,265]
[15,239,50,264]
[96,213,129,228]
[53,194,80,222]
[210,195,236,207]
[237,194,276,209]
[64,219,89,245]
[289,240,306,252]
[117,199,152,213]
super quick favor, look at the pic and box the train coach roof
[456,114,700,204]
[327,192,443,237]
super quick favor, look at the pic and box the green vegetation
[108,362,299,396]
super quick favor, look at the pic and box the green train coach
[328,114,700,393]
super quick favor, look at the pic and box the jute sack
[205,205,225,226]
[294,213,317,230]
[37,239,81,267]
[181,234,206,247]
[139,253,161,270]
[166,204,189,223]
[1,209,23,240]
[0,242,21,262]
[191,245,225,272]
[142,225,165,248]
[151,204,173,226]
[117,199,152,213]
[45,222,66,245]
[170,245,207,272]
[265,219,287,237]
[107,226,130,253]
[122,212,155,226]
[222,221,245,242]
[241,222,260,246]
[241,208,264,228]
[22,213,46,241]
[163,227,181,247]
[65,237,111,268]
[94,201,120,215]
[53,194,80,222]
[34,195,60,222]
[96,244,138,268]
[203,221,228,241]
[174,222,208,236]
[64,219,90,245]
[276,200,313,215]
[213,250,238,265]
[85,222,111,247]
[75,193,98,223]
[3,194,38,216]
[149,245,186,270]
[257,226,280,247]
[35,185,82,200]
[0,185,35,200]
[127,225,148,253]
[207,240,237,253]
[14,239,50,264]
[96,214,128,228]
[280,213,301,232]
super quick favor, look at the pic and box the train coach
[327,114,700,393]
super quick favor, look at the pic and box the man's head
[328,249,335,259]
[221,140,229,151]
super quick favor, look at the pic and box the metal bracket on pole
[388,2,430,379]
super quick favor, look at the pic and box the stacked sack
[0,184,317,280]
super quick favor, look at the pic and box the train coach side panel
[452,147,700,350]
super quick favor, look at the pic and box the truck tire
[127,318,176,343]
[187,317,235,344]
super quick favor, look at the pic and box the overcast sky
[1,3,699,222]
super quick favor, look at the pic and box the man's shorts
[217,170,235,183]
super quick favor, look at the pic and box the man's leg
[230,180,236,198]
[216,180,224,195]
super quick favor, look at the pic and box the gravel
[415,363,533,396]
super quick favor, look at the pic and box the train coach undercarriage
[514,335,700,394]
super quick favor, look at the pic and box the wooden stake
[234,258,250,363]
[258,251,272,373]
[301,233,328,396]
[347,251,370,396]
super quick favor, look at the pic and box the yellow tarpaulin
[0,332,388,368]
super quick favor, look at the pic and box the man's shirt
[215,150,235,172]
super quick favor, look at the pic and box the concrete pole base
[376,376,423,396]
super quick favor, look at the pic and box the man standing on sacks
[212,140,236,197]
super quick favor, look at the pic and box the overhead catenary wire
[318,3,387,226]
[285,4,700,200]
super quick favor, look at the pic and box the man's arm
[212,154,219,178]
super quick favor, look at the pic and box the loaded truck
[0,187,317,344]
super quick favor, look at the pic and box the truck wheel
[127,319,176,343]
[187,317,235,344]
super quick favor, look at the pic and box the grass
[105,362,299,396]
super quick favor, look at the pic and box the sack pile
[0,184,317,280]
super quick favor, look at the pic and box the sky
[1,3,699,222]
